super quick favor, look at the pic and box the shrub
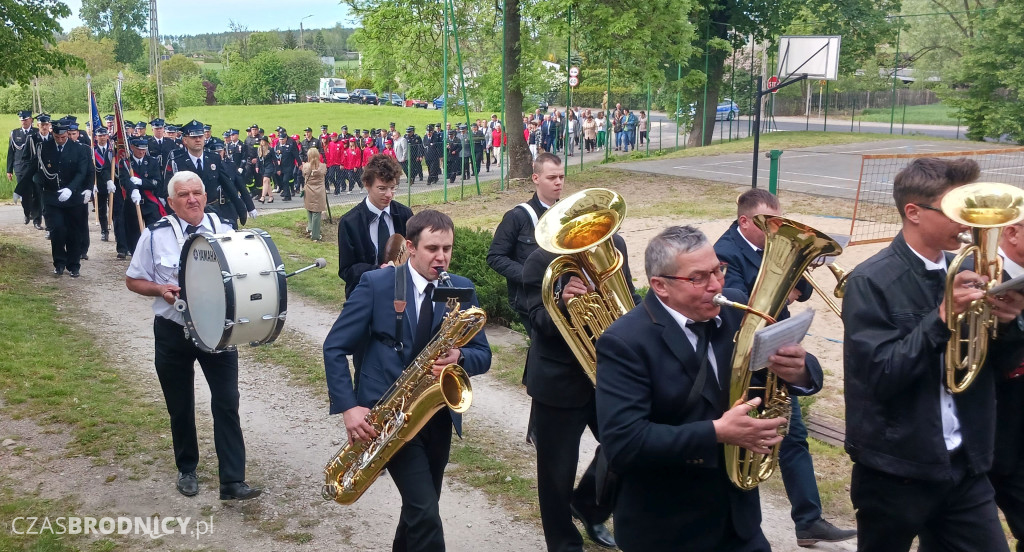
[450,226,516,326]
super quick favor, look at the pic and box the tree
[279,49,325,96]
[248,32,284,57]
[312,30,329,56]
[79,0,149,64]
[283,30,297,50]
[57,27,119,75]
[122,72,178,119]
[175,74,207,107]
[160,54,201,83]
[949,1,1024,142]
[0,0,83,84]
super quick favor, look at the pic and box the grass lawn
[856,103,961,126]
[656,130,912,161]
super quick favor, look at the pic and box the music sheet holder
[433,286,474,304]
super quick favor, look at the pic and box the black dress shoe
[101,232,109,242]
[53,267,64,276]
[220,481,261,500]
[116,252,126,259]
[570,504,616,549]
[69,270,80,278]
[33,222,43,230]
[80,253,88,260]
[177,471,199,497]
[796,518,857,547]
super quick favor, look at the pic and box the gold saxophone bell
[940,182,1024,393]
[716,215,842,490]
[534,188,635,384]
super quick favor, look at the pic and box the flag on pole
[89,89,102,139]
[113,72,129,163]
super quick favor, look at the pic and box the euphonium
[535,188,635,384]
[940,182,1024,393]
[321,291,487,505]
[713,215,842,490]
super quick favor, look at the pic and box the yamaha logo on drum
[192,249,218,262]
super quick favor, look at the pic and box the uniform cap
[150,118,165,128]
[104,114,115,122]
[304,127,313,132]
[36,113,51,123]
[95,127,109,136]
[406,126,414,132]
[202,124,212,131]
[17,110,32,120]
[130,138,149,148]
[181,120,206,137]
[64,115,78,123]
[330,132,338,138]
[135,121,147,129]
[68,122,79,130]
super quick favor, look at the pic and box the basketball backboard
[777,36,841,81]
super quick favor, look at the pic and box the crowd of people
[522,104,650,158]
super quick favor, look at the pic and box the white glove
[106,180,115,193]
[57,188,72,202]
[82,189,93,204]
[248,209,258,218]
[12,192,21,203]
[131,189,142,205]
[238,167,243,174]
[130,176,142,186]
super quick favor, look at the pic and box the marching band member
[323,210,491,552]
[125,171,261,500]
[843,158,1024,551]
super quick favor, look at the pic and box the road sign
[767,75,780,93]
[569,66,579,77]
[569,76,579,87]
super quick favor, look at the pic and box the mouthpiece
[958,231,973,245]
[436,268,451,286]
[712,294,735,308]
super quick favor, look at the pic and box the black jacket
[8,126,38,179]
[166,149,248,226]
[522,235,639,407]
[336,198,414,298]
[486,193,547,316]
[35,139,90,207]
[843,231,1005,480]
[120,154,165,223]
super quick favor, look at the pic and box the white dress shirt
[365,197,394,253]
[407,265,438,322]
[655,296,722,384]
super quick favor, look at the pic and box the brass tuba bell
[535,188,635,384]
[940,182,1024,393]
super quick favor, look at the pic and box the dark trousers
[426,155,440,183]
[779,397,823,530]
[991,468,1024,551]
[409,157,423,181]
[153,316,246,484]
[17,172,42,224]
[386,410,452,552]
[44,203,84,272]
[851,458,1009,552]
[77,203,90,256]
[112,191,128,255]
[328,166,342,193]
[95,186,110,234]
[459,157,471,179]
[279,167,293,198]
[533,399,613,552]
[124,201,143,255]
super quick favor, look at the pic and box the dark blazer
[8,126,38,180]
[322,265,491,435]
[522,234,639,408]
[337,198,414,298]
[714,220,812,320]
[36,139,89,206]
[120,154,165,223]
[166,149,248,225]
[486,193,547,316]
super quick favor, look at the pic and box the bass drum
[177,229,287,353]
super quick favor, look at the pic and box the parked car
[682,98,740,121]
[381,93,404,106]
[432,96,466,109]
[349,89,379,105]
[406,98,428,109]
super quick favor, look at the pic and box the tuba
[940,182,1024,393]
[322,285,487,505]
[713,215,842,490]
[803,262,849,317]
[535,188,635,384]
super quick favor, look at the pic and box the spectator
[638,111,648,145]
[613,107,625,151]
[491,122,504,169]
[301,147,327,241]
[582,114,597,153]
[623,108,638,152]
[596,111,606,149]
[528,121,539,160]
[565,111,577,157]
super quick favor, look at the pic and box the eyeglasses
[912,203,945,215]
[656,262,728,288]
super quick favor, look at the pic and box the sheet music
[749,309,815,371]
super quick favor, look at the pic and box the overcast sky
[58,0,358,37]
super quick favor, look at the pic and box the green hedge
[450,226,517,326]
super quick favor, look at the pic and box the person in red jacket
[361,137,379,167]
[343,138,363,194]
[382,138,397,160]
[327,133,344,195]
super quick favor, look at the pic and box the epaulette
[147,218,173,232]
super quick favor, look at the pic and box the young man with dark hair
[713,188,855,547]
[843,157,1024,551]
[324,209,491,552]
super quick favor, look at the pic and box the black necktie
[414,283,435,353]
[195,158,202,172]
[687,320,712,363]
[376,213,390,265]
[185,224,200,235]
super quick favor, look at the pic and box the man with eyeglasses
[594,225,821,552]
[519,214,640,551]
[713,188,853,547]
[843,157,1024,551]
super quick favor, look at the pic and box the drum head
[180,233,231,351]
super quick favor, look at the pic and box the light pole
[299,14,314,50]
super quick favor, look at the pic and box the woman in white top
[596,112,607,149]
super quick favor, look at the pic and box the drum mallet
[286,258,328,278]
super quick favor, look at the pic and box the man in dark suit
[521,206,639,551]
[713,188,855,546]
[147,119,176,170]
[36,118,91,277]
[323,210,491,552]
[595,225,822,552]
[7,110,43,228]
[989,225,1024,550]
[165,120,255,228]
[337,154,414,299]
[843,158,1024,551]
[274,129,298,201]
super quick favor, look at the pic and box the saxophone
[322,287,487,505]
